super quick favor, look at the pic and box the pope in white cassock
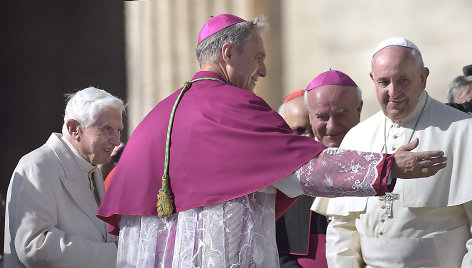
[313,38,472,267]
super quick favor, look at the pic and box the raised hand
[391,138,447,179]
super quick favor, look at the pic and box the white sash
[360,224,468,267]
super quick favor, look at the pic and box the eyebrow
[315,109,347,117]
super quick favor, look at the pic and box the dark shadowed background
[0,1,127,199]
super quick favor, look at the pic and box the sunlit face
[370,46,429,121]
[227,31,267,91]
[453,83,472,104]
[76,108,123,165]
[306,85,362,147]
[281,96,313,137]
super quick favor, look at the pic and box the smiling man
[4,87,125,267]
[305,69,363,147]
[313,38,472,267]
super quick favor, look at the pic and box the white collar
[61,135,96,174]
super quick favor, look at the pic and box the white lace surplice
[117,148,385,267]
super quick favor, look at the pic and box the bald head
[280,95,313,137]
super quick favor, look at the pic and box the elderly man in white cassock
[313,38,472,267]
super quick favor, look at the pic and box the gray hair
[196,16,268,66]
[62,86,126,138]
[446,75,472,103]
[304,86,363,112]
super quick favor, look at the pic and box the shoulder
[342,111,384,144]
[424,97,472,129]
[14,140,63,187]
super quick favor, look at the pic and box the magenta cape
[97,71,325,235]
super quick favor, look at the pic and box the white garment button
[380,219,385,223]
[393,135,398,139]
[391,147,396,151]
[378,231,384,235]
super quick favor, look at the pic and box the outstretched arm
[273,139,446,198]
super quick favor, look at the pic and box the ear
[421,67,430,89]
[221,43,234,64]
[357,100,364,114]
[369,72,374,81]
[66,119,81,140]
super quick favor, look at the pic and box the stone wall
[125,0,472,132]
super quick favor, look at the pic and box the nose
[387,83,401,99]
[110,133,120,146]
[258,62,267,78]
[325,118,341,135]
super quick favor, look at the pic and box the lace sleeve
[297,147,387,197]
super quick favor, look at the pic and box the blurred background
[1,0,471,200]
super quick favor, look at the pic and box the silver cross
[379,193,399,217]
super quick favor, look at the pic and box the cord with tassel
[156,77,223,217]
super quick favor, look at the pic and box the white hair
[62,86,126,138]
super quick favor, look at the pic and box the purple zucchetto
[305,69,358,91]
[197,14,246,44]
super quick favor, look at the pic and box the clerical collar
[61,135,96,174]
[386,91,429,126]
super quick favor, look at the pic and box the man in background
[276,69,363,267]
[446,65,472,114]
[276,90,322,267]
[304,69,363,148]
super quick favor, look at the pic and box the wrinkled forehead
[371,46,421,77]
[373,46,412,65]
[93,108,123,126]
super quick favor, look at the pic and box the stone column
[124,0,283,133]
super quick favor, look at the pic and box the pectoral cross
[379,193,399,217]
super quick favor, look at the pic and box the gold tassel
[156,174,174,217]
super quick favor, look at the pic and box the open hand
[391,138,447,179]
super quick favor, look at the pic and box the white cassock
[4,133,117,267]
[313,92,472,268]
[116,148,394,267]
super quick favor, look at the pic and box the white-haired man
[4,87,125,267]
[313,38,472,267]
